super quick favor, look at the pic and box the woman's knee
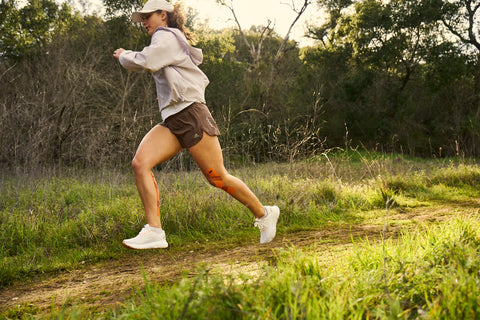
[205,168,235,195]
[131,155,149,175]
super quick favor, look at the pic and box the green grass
[42,216,480,319]
[1,152,479,318]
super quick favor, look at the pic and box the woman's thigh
[133,125,183,170]
[188,133,226,175]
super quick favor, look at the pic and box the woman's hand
[113,48,125,59]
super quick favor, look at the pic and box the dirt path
[1,202,477,316]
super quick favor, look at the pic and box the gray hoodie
[119,27,209,121]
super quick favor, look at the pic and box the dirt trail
[0,203,476,315]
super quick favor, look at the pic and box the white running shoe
[122,224,168,250]
[255,206,280,244]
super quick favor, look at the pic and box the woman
[113,0,279,249]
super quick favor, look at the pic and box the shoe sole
[122,240,168,250]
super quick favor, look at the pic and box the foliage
[0,0,77,60]
[103,0,144,18]
[301,0,480,156]
[0,8,154,166]
[1,0,480,167]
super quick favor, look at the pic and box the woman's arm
[114,31,184,72]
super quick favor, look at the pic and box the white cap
[131,0,174,22]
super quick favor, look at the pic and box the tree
[302,0,480,156]
[0,0,20,59]
[217,0,274,69]
[441,0,480,53]
[217,0,311,114]
[307,0,353,47]
[0,0,74,60]
[440,0,480,100]
[103,0,144,18]
[340,0,446,89]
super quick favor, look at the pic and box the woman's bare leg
[131,125,183,228]
[188,133,265,218]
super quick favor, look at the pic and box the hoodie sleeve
[118,31,185,72]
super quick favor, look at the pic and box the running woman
[113,0,279,249]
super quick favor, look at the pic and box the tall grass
[1,153,479,290]
[0,170,139,285]
[50,216,480,319]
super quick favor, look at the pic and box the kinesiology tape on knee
[206,168,235,195]
[151,172,160,217]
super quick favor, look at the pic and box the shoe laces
[254,219,264,230]
[255,210,269,230]
[139,224,152,235]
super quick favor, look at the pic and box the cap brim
[132,11,151,23]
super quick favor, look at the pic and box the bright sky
[76,0,321,45]
[20,0,321,46]
[186,0,320,46]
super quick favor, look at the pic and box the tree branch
[217,0,273,67]
[273,0,311,67]
[441,0,480,52]
[267,0,312,91]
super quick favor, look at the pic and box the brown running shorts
[161,102,221,148]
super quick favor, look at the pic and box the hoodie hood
[154,27,203,66]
